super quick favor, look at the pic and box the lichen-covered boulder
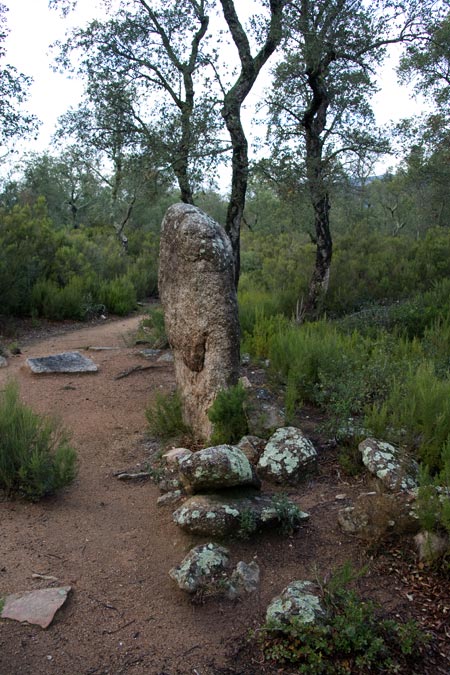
[172,493,309,538]
[178,445,260,492]
[266,581,326,629]
[338,491,420,537]
[359,438,419,491]
[257,427,318,484]
[227,561,260,599]
[158,203,240,441]
[169,543,230,593]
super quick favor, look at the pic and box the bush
[259,564,427,674]
[31,277,87,320]
[145,391,190,441]
[0,381,77,501]
[99,276,137,316]
[208,383,248,445]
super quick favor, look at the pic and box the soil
[0,315,449,675]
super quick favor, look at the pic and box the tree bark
[219,0,284,288]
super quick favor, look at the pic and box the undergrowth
[258,564,427,674]
[145,391,191,442]
[208,383,248,445]
[0,380,77,501]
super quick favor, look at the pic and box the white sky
[2,0,424,176]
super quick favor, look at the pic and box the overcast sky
[3,0,424,175]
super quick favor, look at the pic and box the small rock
[139,349,162,358]
[257,427,318,484]
[1,586,71,629]
[227,561,260,599]
[156,352,174,363]
[26,352,97,374]
[163,447,193,468]
[157,490,184,507]
[0,356,7,368]
[169,543,230,593]
[338,506,369,534]
[266,581,325,629]
[335,494,347,501]
[414,530,449,562]
[237,435,265,464]
[241,353,251,366]
[246,402,285,437]
[239,376,252,389]
[359,438,419,491]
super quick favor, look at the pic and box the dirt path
[0,317,448,675]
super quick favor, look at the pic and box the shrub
[145,391,191,441]
[208,383,248,445]
[31,277,87,320]
[99,276,137,316]
[0,381,77,501]
[259,564,427,674]
[416,440,450,540]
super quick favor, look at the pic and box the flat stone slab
[1,586,71,629]
[27,352,98,374]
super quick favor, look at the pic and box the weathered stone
[237,435,266,464]
[0,355,7,368]
[26,352,97,374]
[266,581,325,629]
[169,543,230,593]
[172,493,309,538]
[178,445,260,492]
[359,438,419,491]
[157,490,184,507]
[338,492,420,537]
[246,401,285,438]
[227,561,260,599]
[159,204,240,441]
[414,530,450,562]
[240,353,251,366]
[157,352,174,363]
[139,349,162,358]
[1,586,71,629]
[239,376,252,389]
[257,427,318,484]
[338,506,370,534]
[163,447,193,468]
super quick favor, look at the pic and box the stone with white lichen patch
[358,438,419,491]
[178,444,261,493]
[172,492,309,537]
[257,427,318,484]
[266,581,326,629]
[169,543,230,593]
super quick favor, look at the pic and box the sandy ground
[0,316,448,675]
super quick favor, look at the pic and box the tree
[0,3,38,154]
[218,0,285,286]
[52,0,223,206]
[266,0,432,320]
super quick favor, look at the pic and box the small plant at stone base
[145,391,191,442]
[258,564,427,674]
[208,383,248,445]
[0,380,77,501]
[338,444,364,477]
[237,507,258,539]
[135,307,168,348]
[272,493,303,535]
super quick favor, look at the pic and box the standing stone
[159,204,240,440]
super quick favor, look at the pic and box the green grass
[0,381,77,501]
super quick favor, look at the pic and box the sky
[2,0,425,177]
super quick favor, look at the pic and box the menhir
[158,204,240,441]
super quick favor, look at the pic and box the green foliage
[145,391,190,442]
[31,277,87,320]
[259,565,427,674]
[98,276,137,316]
[208,383,248,445]
[0,381,77,501]
[272,493,303,535]
[416,440,450,539]
[237,507,258,540]
[364,362,450,472]
[136,307,168,348]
